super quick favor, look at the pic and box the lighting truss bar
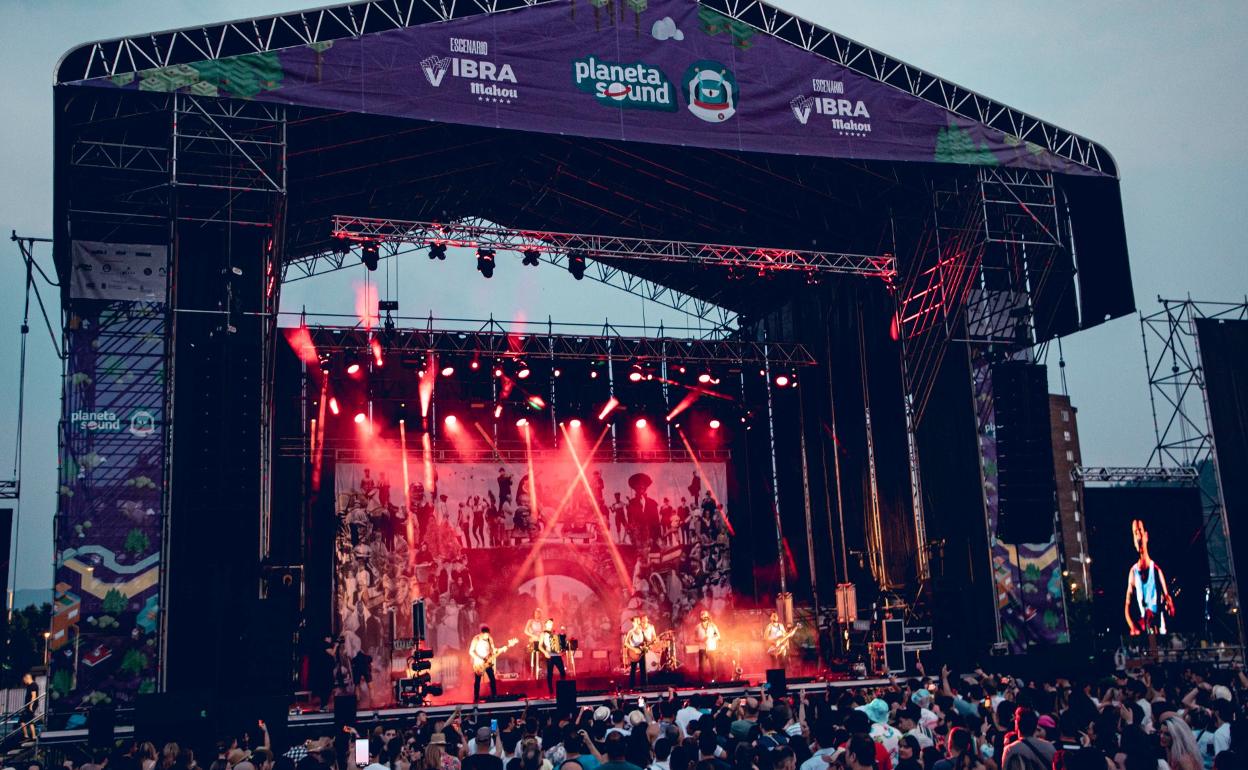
[331,215,896,278]
[699,0,1113,177]
[282,242,739,331]
[1073,466,1199,484]
[279,440,730,464]
[305,324,818,367]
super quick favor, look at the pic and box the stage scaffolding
[1141,298,1248,652]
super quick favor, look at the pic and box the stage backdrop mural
[333,459,730,705]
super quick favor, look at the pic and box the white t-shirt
[904,726,935,749]
[799,748,836,770]
[676,706,702,737]
[1213,721,1231,754]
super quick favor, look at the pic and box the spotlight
[569,418,582,428]
[493,367,504,378]
[360,240,381,271]
[553,369,562,378]
[517,365,531,379]
[567,250,587,281]
[522,249,541,267]
[428,242,447,260]
[635,418,648,429]
[698,373,712,384]
[590,371,599,379]
[441,366,455,377]
[329,397,340,415]
[470,360,481,370]
[629,371,644,383]
[493,404,503,419]
[709,419,721,430]
[346,362,361,375]
[516,418,529,428]
[775,375,790,387]
[476,248,496,278]
[353,412,367,424]
[444,415,458,428]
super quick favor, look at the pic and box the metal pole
[798,382,819,622]
[763,332,786,594]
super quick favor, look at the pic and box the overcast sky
[2,1,1246,593]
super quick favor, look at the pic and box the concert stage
[49,0,1137,719]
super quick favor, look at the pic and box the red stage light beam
[597,397,619,421]
[399,418,414,565]
[675,426,735,536]
[511,425,618,588]
[328,397,340,416]
[419,352,437,418]
[560,423,632,587]
[371,338,384,367]
[421,430,434,492]
[665,389,704,423]
[284,325,319,365]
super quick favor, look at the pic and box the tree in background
[1,602,51,687]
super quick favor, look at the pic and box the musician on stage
[469,625,500,702]
[624,614,658,688]
[524,608,544,679]
[538,618,567,693]
[1124,518,1175,636]
[764,612,795,667]
[694,610,721,683]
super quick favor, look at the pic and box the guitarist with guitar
[468,626,519,702]
[763,612,800,668]
[623,614,658,688]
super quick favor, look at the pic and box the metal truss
[699,0,1114,177]
[1073,466,1199,484]
[1141,297,1248,648]
[283,240,740,331]
[280,439,731,464]
[978,168,1062,248]
[305,323,818,367]
[57,0,562,84]
[330,215,897,278]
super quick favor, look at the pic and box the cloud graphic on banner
[651,17,684,42]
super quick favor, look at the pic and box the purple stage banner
[78,1,1100,176]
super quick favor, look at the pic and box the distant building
[1049,395,1091,599]
[50,582,81,652]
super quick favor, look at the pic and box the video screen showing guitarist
[624,614,657,688]
[1124,518,1175,635]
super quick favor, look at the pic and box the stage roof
[53,0,1134,329]
[57,0,1114,178]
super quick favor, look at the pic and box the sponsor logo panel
[420,38,520,104]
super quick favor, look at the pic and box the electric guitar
[471,637,519,675]
[765,623,801,656]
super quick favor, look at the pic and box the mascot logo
[684,60,737,123]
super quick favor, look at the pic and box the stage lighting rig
[568,250,587,280]
[428,242,447,260]
[476,248,496,278]
[360,240,381,271]
[522,248,541,267]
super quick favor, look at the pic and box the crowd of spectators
[11,661,1246,770]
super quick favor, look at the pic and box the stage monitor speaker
[334,694,357,729]
[413,600,427,641]
[87,704,116,749]
[991,361,1057,544]
[882,619,904,644]
[556,680,577,714]
[765,668,788,697]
